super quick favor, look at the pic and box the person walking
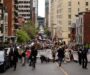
[9,46,14,67]
[13,46,19,71]
[82,47,88,69]
[22,50,26,66]
[29,44,38,69]
[57,46,64,67]
[77,47,82,65]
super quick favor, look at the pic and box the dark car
[0,49,10,72]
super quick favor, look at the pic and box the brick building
[3,0,14,36]
[76,11,90,47]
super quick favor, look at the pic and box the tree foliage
[22,21,39,39]
[16,29,30,44]
[44,27,51,37]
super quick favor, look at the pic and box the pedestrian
[29,44,38,69]
[22,50,26,66]
[64,49,70,63]
[81,47,88,69]
[77,47,82,65]
[69,49,74,61]
[9,46,14,67]
[13,46,19,71]
[57,46,64,67]
[26,49,31,63]
[52,50,56,63]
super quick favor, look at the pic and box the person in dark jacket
[29,45,38,68]
[57,46,64,67]
[82,47,88,69]
[77,47,82,65]
[9,47,14,67]
[13,46,19,71]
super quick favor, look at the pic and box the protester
[82,47,88,69]
[77,47,82,65]
[13,46,19,71]
[29,43,38,69]
[57,46,64,66]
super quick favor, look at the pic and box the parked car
[0,49,10,72]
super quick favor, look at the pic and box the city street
[0,60,90,75]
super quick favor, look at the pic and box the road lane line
[56,63,69,75]
[60,67,68,75]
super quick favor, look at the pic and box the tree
[16,29,30,44]
[22,21,39,39]
[44,27,51,38]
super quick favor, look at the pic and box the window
[68,21,71,25]
[78,8,80,12]
[78,2,80,5]
[68,15,71,19]
[86,8,88,11]
[86,2,88,6]
[68,8,71,13]
[68,1,71,6]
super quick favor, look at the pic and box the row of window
[20,14,31,16]
[68,1,89,6]
[18,5,30,8]
[18,1,31,4]
[19,10,30,12]
[68,8,89,13]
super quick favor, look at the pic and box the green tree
[16,29,30,44]
[44,27,51,38]
[22,21,39,39]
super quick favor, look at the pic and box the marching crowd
[3,40,89,71]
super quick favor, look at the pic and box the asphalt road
[0,59,90,75]
[0,60,64,75]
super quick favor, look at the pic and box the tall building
[49,0,90,44]
[49,0,58,40]
[4,0,15,36]
[18,0,31,22]
[45,0,49,27]
[18,0,38,26]
[0,0,8,42]
[76,12,90,46]
[14,0,19,29]
[32,0,38,26]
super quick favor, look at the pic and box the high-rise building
[32,0,38,26]
[49,0,90,44]
[4,0,15,36]
[18,0,38,26]
[0,0,8,42]
[18,0,31,21]
[45,0,49,27]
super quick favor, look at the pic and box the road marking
[60,67,68,75]
[56,63,69,75]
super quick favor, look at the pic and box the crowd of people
[1,39,89,71]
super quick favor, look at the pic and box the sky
[38,0,45,17]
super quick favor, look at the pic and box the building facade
[49,0,90,44]
[0,0,8,42]
[45,0,49,27]
[33,0,38,27]
[18,0,31,21]
[76,12,90,46]
[4,0,15,36]
[18,0,38,26]
[37,16,45,28]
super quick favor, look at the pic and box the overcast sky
[38,0,45,17]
